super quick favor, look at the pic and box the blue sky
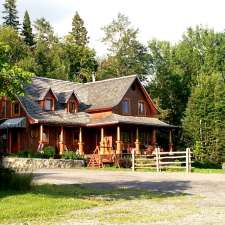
[0,0,225,56]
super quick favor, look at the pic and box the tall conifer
[2,0,19,30]
[70,12,88,46]
[22,10,34,46]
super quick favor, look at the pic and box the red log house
[0,75,175,160]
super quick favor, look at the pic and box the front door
[11,130,20,153]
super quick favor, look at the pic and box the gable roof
[56,90,79,104]
[25,75,139,111]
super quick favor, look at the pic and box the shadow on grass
[0,179,191,201]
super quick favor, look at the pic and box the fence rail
[132,148,192,173]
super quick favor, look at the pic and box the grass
[89,166,224,174]
[0,184,197,225]
[191,167,224,174]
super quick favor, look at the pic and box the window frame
[44,98,53,111]
[138,100,146,115]
[12,102,20,116]
[42,129,49,143]
[68,100,77,113]
[122,98,130,115]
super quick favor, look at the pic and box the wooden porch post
[39,124,43,144]
[59,126,64,155]
[135,127,141,154]
[116,126,122,154]
[100,127,104,155]
[169,129,173,152]
[78,127,84,155]
[152,128,157,147]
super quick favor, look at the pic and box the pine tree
[2,0,19,30]
[70,12,88,46]
[22,10,34,46]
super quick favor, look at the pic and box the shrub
[62,150,84,160]
[42,146,55,159]
[192,160,221,169]
[0,167,33,191]
[17,150,33,158]
[118,158,132,168]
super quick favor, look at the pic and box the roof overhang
[0,117,26,129]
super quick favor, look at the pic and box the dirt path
[33,169,225,225]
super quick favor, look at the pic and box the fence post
[188,148,191,172]
[156,147,159,172]
[132,148,135,172]
[186,148,189,173]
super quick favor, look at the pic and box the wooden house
[0,75,175,160]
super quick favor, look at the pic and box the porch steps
[87,146,103,168]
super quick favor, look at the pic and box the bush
[192,160,221,169]
[42,146,55,159]
[62,150,84,160]
[0,167,33,191]
[17,150,33,158]
[118,158,132,168]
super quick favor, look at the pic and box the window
[138,101,145,115]
[12,102,20,116]
[44,99,53,111]
[122,99,130,114]
[69,100,77,113]
[43,130,49,143]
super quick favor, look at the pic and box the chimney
[92,73,96,82]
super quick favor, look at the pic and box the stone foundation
[1,157,85,172]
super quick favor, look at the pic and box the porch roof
[0,117,26,129]
[88,113,175,128]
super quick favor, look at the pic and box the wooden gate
[132,148,192,173]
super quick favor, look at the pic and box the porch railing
[132,148,192,173]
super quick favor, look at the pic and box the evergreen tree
[22,10,34,46]
[70,12,89,46]
[2,0,19,30]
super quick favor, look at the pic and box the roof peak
[32,74,137,85]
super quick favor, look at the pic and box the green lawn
[91,166,224,174]
[0,184,198,225]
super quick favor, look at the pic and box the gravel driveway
[33,169,225,225]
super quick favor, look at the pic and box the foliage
[17,150,33,158]
[62,150,84,160]
[70,11,89,46]
[34,17,56,43]
[41,146,55,159]
[64,40,98,82]
[183,73,225,164]
[99,13,151,81]
[0,40,32,98]
[118,157,132,168]
[0,167,33,190]
[2,0,19,30]
[22,10,34,46]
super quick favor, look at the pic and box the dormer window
[69,100,77,113]
[44,99,53,111]
[122,99,130,114]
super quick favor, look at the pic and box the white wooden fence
[132,148,192,173]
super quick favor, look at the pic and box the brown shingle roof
[88,113,174,128]
[25,75,137,110]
